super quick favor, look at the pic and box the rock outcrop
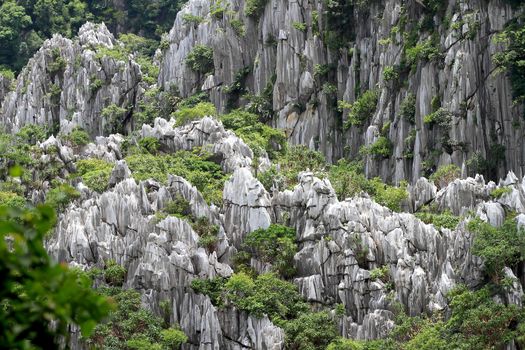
[0,22,144,137]
[38,118,525,346]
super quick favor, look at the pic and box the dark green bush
[76,158,114,193]
[245,0,268,17]
[185,45,214,75]
[221,109,286,159]
[192,216,220,252]
[0,204,112,349]
[284,311,338,350]
[366,137,392,158]
[469,217,525,280]
[0,191,26,210]
[173,102,216,126]
[243,224,297,278]
[340,90,379,128]
[400,93,416,124]
[88,287,187,349]
[64,127,90,147]
[415,210,460,230]
[16,124,48,145]
[103,260,126,286]
[163,195,192,218]
[429,164,460,189]
[125,150,227,205]
[138,136,160,154]
[45,183,80,211]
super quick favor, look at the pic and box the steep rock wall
[159,0,524,183]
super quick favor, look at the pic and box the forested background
[0,0,182,72]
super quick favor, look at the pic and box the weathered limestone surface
[159,0,525,182]
[39,119,525,346]
[0,22,144,137]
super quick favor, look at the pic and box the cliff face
[159,0,524,183]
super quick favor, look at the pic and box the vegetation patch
[75,158,114,193]
[340,89,379,128]
[173,102,216,126]
[125,149,227,205]
[221,109,286,159]
[185,45,214,75]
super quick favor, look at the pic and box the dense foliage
[469,216,525,280]
[0,203,111,349]
[241,224,297,278]
[0,0,184,72]
[88,287,187,350]
[125,149,227,205]
[221,109,286,159]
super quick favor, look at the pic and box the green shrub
[368,178,408,212]
[104,260,126,286]
[292,21,307,32]
[88,288,187,349]
[230,19,245,36]
[182,13,203,25]
[173,102,216,126]
[468,217,525,279]
[429,164,460,189]
[185,45,214,75]
[0,204,112,349]
[76,158,113,193]
[283,311,338,350]
[16,124,48,144]
[89,76,103,94]
[366,136,392,158]
[405,37,441,69]
[45,183,80,211]
[245,0,268,17]
[48,49,66,75]
[210,0,228,18]
[327,338,372,350]
[492,12,525,104]
[125,150,226,205]
[257,145,326,190]
[323,82,338,95]
[423,108,452,127]
[192,272,307,321]
[192,216,220,252]
[101,104,127,134]
[220,109,286,159]
[0,191,26,210]
[160,328,188,348]
[370,265,390,282]
[328,160,370,200]
[341,89,379,128]
[383,66,399,82]
[162,195,192,218]
[138,136,160,154]
[415,210,460,230]
[400,93,416,124]
[64,127,90,147]
[243,224,297,278]
[490,187,512,199]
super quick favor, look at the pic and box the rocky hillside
[2,0,525,349]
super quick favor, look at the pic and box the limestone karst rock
[158,0,525,182]
[0,22,144,137]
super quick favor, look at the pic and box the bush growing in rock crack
[241,224,297,278]
[75,158,113,193]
